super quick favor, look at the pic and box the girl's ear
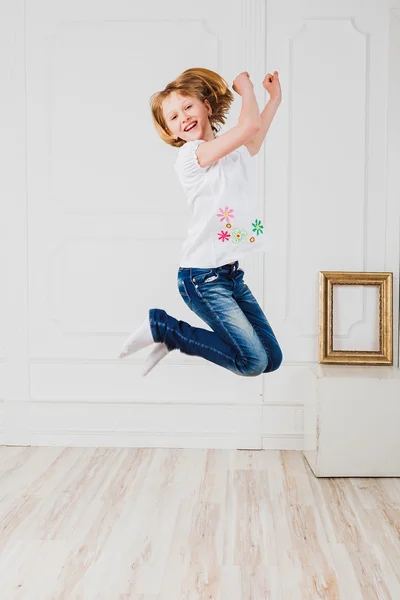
[204,99,212,116]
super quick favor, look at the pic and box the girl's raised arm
[195,72,261,167]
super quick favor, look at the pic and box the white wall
[1,0,399,450]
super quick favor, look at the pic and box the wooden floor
[0,446,399,600]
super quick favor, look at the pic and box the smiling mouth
[184,121,198,132]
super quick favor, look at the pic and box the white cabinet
[303,365,400,476]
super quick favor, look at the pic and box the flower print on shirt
[252,219,264,236]
[232,228,248,244]
[218,230,231,242]
[215,211,264,245]
[217,206,235,223]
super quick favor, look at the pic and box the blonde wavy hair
[149,67,234,148]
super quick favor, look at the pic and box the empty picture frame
[319,271,393,365]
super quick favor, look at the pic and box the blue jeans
[149,261,283,377]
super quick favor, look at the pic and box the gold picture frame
[319,271,393,365]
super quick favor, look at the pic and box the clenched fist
[263,71,282,102]
[232,72,254,96]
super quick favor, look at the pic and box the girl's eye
[171,105,192,120]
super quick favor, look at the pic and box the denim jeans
[149,260,283,377]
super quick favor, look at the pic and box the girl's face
[162,92,213,142]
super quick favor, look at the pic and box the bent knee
[238,353,269,377]
[267,347,283,373]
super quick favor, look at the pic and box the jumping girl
[119,67,283,377]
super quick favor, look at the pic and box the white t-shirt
[174,138,267,268]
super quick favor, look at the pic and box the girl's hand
[232,72,254,96]
[263,70,282,102]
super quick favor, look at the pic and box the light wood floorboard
[0,447,399,599]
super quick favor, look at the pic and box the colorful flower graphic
[232,228,248,244]
[217,206,235,223]
[218,230,231,242]
[252,219,264,236]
